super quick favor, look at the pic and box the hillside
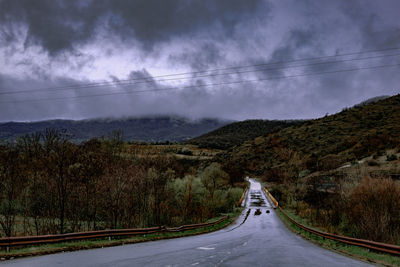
[0,116,231,143]
[221,94,400,179]
[187,119,302,149]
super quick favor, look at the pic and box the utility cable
[2,62,399,104]
[1,52,400,95]
[1,47,400,95]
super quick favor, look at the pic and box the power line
[1,46,400,96]
[1,51,400,95]
[2,62,399,104]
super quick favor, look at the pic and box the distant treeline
[0,116,229,143]
[0,129,242,237]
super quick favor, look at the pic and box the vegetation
[0,212,240,260]
[0,129,243,237]
[277,208,400,267]
[222,94,400,245]
[0,116,230,143]
[187,119,301,149]
[1,93,399,259]
[222,94,400,177]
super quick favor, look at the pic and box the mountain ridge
[219,93,400,180]
[0,116,232,143]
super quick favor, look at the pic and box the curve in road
[2,179,372,267]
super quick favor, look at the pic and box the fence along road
[3,179,372,267]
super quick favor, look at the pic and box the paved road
[2,179,372,266]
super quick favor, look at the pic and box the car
[266,210,270,213]
[254,209,262,215]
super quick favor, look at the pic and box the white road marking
[191,262,199,265]
[242,241,247,246]
[197,247,215,250]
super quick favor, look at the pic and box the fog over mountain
[0,116,231,142]
[0,0,399,122]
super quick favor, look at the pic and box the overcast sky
[0,0,399,122]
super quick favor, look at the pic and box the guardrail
[238,187,248,207]
[264,187,400,256]
[0,216,228,249]
[263,188,278,208]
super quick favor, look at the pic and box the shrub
[345,177,400,243]
[387,154,398,161]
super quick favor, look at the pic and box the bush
[345,177,400,243]
[387,154,398,161]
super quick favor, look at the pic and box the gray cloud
[0,0,264,55]
[0,0,399,122]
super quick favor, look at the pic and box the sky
[0,0,399,122]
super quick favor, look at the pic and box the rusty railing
[263,187,278,208]
[0,216,228,249]
[238,187,248,206]
[265,187,400,256]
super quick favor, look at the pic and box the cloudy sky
[0,0,399,122]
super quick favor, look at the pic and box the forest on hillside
[220,94,400,244]
[0,129,242,237]
[187,119,301,149]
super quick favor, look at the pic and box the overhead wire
[2,62,399,104]
[1,46,400,95]
[1,51,400,95]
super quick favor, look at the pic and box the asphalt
[1,179,373,267]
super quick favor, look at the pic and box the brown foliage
[0,130,241,236]
[345,176,400,243]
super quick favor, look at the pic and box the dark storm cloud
[252,28,319,79]
[0,0,99,54]
[251,0,400,112]
[0,70,264,121]
[0,0,264,55]
[340,0,400,49]
[168,42,225,71]
[0,0,399,122]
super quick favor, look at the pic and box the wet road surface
[1,179,372,266]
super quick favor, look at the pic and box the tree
[75,139,104,230]
[148,167,175,226]
[44,129,76,234]
[0,147,25,237]
[17,133,44,235]
[200,163,228,202]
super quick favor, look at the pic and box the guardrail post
[6,246,9,253]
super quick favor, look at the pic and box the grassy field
[276,208,400,267]
[0,209,243,260]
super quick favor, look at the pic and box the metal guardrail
[265,187,400,256]
[238,187,248,207]
[279,208,400,256]
[0,216,228,248]
[263,188,278,208]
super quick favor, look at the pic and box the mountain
[0,116,232,143]
[220,94,400,179]
[187,119,302,149]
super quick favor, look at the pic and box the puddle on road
[249,190,267,207]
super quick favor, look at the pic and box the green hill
[220,94,400,180]
[187,119,301,149]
